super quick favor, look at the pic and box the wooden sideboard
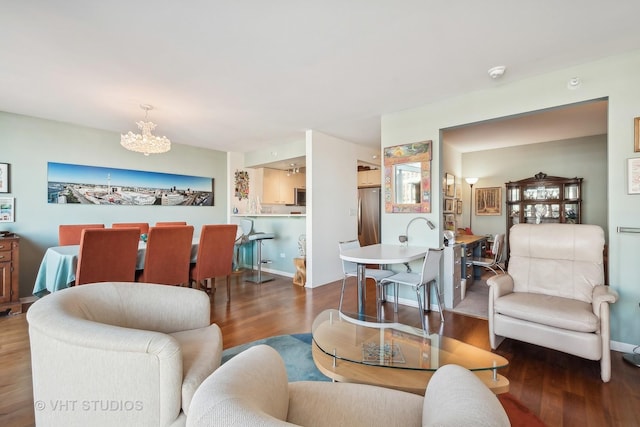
[0,236,20,315]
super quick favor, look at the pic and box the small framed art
[444,198,454,212]
[0,197,14,222]
[628,158,640,194]
[476,187,502,215]
[456,200,463,215]
[635,117,640,152]
[0,163,8,193]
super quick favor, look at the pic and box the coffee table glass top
[312,309,508,372]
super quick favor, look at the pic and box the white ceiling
[1,2,636,154]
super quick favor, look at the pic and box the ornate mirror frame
[383,141,432,213]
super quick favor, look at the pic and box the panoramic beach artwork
[47,162,214,206]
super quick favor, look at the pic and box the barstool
[239,219,276,283]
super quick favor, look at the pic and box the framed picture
[635,117,640,152]
[476,187,502,215]
[444,213,455,231]
[444,173,455,197]
[0,197,14,222]
[0,163,8,193]
[628,158,640,194]
[456,199,463,215]
[444,198,454,212]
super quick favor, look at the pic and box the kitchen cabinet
[505,172,582,256]
[262,168,306,205]
[357,169,381,188]
[0,236,20,314]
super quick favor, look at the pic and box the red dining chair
[138,225,194,286]
[190,224,238,299]
[75,228,140,285]
[112,222,150,234]
[155,221,187,227]
[58,224,105,246]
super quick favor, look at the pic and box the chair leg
[393,283,399,312]
[430,280,445,323]
[226,275,231,301]
[416,285,426,330]
[339,276,347,312]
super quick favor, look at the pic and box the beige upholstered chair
[487,223,618,382]
[186,344,509,427]
[27,282,223,427]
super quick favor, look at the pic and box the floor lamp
[465,177,478,233]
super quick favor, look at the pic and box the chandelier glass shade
[120,105,171,156]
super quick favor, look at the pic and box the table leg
[357,263,366,317]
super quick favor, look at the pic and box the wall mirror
[383,141,432,213]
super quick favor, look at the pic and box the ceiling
[1,2,636,154]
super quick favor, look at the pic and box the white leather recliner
[487,223,618,382]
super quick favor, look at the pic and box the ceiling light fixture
[488,66,506,79]
[567,77,581,90]
[120,104,171,156]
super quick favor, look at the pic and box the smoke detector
[567,77,582,90]
[488,66,506,79]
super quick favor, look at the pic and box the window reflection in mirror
[394,162,421,204]
[383,141,432,213]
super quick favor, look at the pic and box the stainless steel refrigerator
[358,187,381,246]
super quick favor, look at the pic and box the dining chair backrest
[491,234,504,263]
[338,239,361,276]
[75,228,140,285]
[420,247,444,284]
[139,225,194,286]
[155,221,187,227]
[112,222,150,234]
[191,224,238,282]
[58,224,105,246]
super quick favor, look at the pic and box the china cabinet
[505,172,582,253]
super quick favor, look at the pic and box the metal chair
[380,247,444,330]
[236,219,275,283]
[190,224,238,298]
[470,233,505,275]
[58,224,105,246]
[75,228,140,285]
[338,239,394,316]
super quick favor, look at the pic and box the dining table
[33,238,200,297]
[339,244,429,317]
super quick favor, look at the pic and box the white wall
[382,49,640,348]
[306,130,380,287]
[1,111,229,297]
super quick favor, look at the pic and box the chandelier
[120,104,171,156]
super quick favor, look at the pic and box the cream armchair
[488,224,618,382]
[187,344,509,427]
[27,282,223,427]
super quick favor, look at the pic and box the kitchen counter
[232,213,306,217]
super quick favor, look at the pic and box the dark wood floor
[2,272,639,426]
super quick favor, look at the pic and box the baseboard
[611,340,638,354]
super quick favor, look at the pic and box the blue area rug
[221,333,330,382]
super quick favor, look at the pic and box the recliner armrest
[486,274,513,300]
[592,285,619,316]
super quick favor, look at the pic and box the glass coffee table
[312,309,509,395]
